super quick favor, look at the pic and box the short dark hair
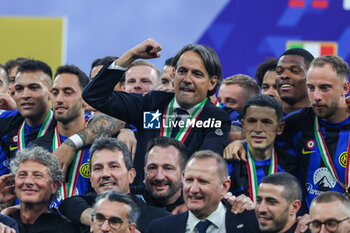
[187,150,228,182]
[164,57,174,67]
[255,58,278,87]
[260,172,302,204]
[279,48,314,68]
[172,44,222,96]
[4,57,28,73]
[310,55,349,81]
[92,190,140,224]
[0,64,9,88]
[90,56,119,78]
[311,191,350,211]
[55,64,90,89]
[145,136,187,171]
[243,94,283,122]
[89,136,133,170]
[17,59,53,80]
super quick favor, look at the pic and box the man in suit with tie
[146,150,259,233]
[82,39,231,185]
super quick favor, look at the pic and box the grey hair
[92,190,140,224]
[10,146,63,203]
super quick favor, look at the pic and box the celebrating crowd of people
[0,38,349,233]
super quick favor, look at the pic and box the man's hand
[0,174,15,204]
[117,128,137,161]
[52,142,76,179]
[116,39,162,68]
[223,192,254,214]
[295,214,310,233]
[171,203,188,215]
[0,94,16,111]
[0,222,16,233]
[223,140,247,161]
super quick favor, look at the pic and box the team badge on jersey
[339,152,348,168]
[79,162,90,178]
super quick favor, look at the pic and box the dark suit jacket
[145,203,259,233]
[82,63,231,185]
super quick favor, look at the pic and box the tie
[171,108,188,138]
[195,220,211,233]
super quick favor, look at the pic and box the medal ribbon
[246,145,277,204]
[314,116,350,193]
[160,97,207,143]
[52,126,85,199]
[17,109,54,151]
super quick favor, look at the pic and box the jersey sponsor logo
[339,152,348,168]
[79,162,90,178]
[306,167,337,196]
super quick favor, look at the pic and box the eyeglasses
[307,217,349,233]
[92,213,123,230]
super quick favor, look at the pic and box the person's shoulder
[283,107,313,122]
[142,91,175,106]
[146,212,188,233]
[131,194,170,217]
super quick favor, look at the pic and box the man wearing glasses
[90,190,140,233]
[308,191,350,233]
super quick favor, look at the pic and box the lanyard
[53,126,85,199]
[314,115,350,197]
[160,97,207,143]
[17,109,54,151]
[246,145,277,203]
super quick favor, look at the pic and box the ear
[129,223,137,233]
[276,121,285,135]
[128,168,136,184]
[343,81,349,96]
[289,200,301,216]
[52,180,60,194]
[90,217,94,233]
[208,76,218,91]
[241,119,245,128]
[221,178,231,196]
[171,67,176,81]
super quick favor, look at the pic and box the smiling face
[15,160,59,205]
[173,51,217,109]
[52,73,84,124]
[90,149,135,195]
[276,55,308,106]
[14,71,51,126]
[144,145,182,205]
[242,106,284,157]
[261,71,282,105]
[255,183,293,232]
[306,64,349,123]
[182,157,230,219]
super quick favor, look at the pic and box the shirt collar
[187,201,226,231]
[173,98,205,116]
